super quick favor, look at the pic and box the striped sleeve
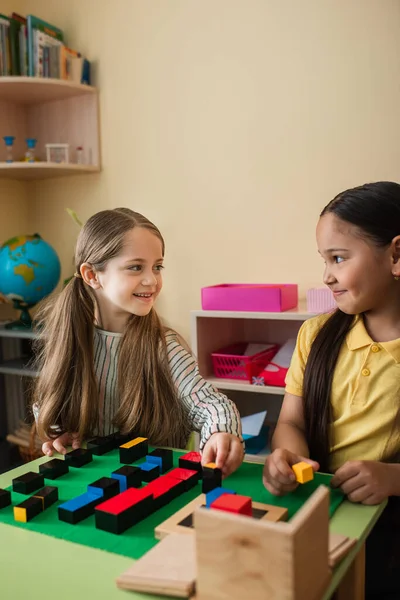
[165,333,243,449]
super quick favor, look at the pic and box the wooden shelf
[0,77,97,105]
[0,358,38,377]
[192,307,316,321]
[0,324,37,339]
[0,162,100,180]
[207,376,285,395]
[0,76,100,178]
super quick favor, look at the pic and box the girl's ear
[80,263,101,289]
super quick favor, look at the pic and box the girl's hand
[201,433,244,478]
[42,432,81,457]
[331,460,394,505]
[263,448,320,496]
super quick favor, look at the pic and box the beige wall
[3,0,400,336]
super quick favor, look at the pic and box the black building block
[12,472,45,495]
[111,465,142,491]
[0,488,11,509]
[33,486,59,510]
[95,493,154,534]
[64,448,93,468]
[14,496,43,522]
[39,458,69,480]
[87,477,120,500]
[58,492,101,525]
[147,448,173,473]
[140,462,160,482]
[87,435,115,455]
[202,464,222,494]
[119,437,148,464]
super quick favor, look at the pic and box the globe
[0,234,61,328]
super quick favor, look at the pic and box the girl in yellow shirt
[263,181,400,599]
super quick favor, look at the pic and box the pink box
[201,284,298,312]
[306,288,336,313]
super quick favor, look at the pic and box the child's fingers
[71,434,81,450]
[52,437,67,455]
[221,438,244,477]
[272,452,297,483]
[42,441,53,456]
[214,436,231,471]
[201,442,216,467]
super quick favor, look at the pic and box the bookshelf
[0,77,100,180]
[190,307,317,463]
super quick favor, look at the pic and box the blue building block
[140,462,160,482]
[206,486,236,508]
[146,455,163,471]
[58,492,101,524]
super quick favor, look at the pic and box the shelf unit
[0,324,38,441]
[190,307,317,463]
[0,77,100,180]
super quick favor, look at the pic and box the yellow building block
[204,462,218,470]
[120,437,147,449]
[14,507,27,523]
[292,461,314,484]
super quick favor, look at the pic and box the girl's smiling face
[317,212,395,315]
[93,227,164,326]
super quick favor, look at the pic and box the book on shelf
[0,11,91,84]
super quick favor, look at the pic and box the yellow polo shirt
[285,314,400,472]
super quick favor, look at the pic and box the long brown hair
[32,208,190,448]
[303,182,400,472]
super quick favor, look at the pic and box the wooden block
[195,485,330,600]
[210,493,252,517]
[155,494,288,540]
[328,532,357,568]
[292,461,314,484]
[116,533,196,597]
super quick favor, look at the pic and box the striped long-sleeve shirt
[94,328,242,448]
[68,327,242,449]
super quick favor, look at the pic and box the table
[0,454,385,600]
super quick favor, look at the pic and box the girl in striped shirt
[33,208,243,477]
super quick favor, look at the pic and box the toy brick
[147,448,173,473]
[210,493,252,517]
[178,452,202,475]
[0,488,11,509]
[166,467,200,491]
[58,492,102,524]
[14,496,43,522]
[292,461,314,484]
[39,458,69,480]
[202,464,222,494]
[12,472,44,495]
[33,486,58,510]
[111,465,142,492]
[206,487,236,508]
[146,475,185,509]
[140,462,160,482]
[95,487,154,534]
[87,434,115,455]
[64,448,93,468]
[119,437,149,463]
[112,431,134,448]
[87,477,120,500]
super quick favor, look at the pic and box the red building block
[178,452,202,474]
[166,467,200,491]
[210,493,252,517]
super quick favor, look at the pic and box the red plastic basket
[211,342,279,382]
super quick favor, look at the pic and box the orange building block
[292,461,314,484]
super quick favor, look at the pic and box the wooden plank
[116,533,196,597]
[155,494,288,540]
